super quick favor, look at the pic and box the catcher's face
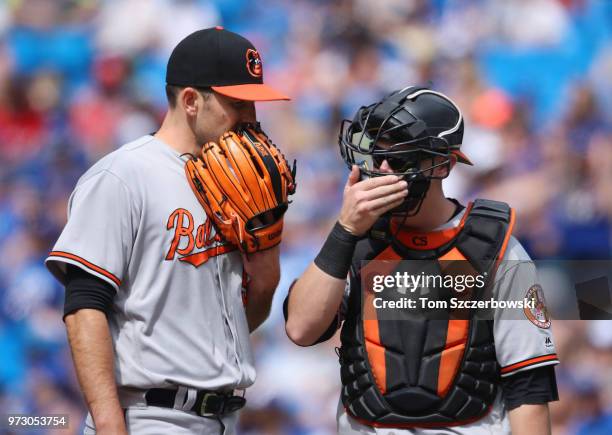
[373,140,454,179]
[192,90,256,145]
[372,140,454,217]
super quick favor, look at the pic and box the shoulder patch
[523,284,551,329]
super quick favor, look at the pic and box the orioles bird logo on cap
[246,49,263,78]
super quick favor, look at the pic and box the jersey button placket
[214,257,242,370]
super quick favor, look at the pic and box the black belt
[145,388,246,417]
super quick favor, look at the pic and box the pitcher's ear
[181,87,200,116]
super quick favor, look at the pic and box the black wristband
[314,222,360,279]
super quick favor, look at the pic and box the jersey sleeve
[45,170,137,291]
[492,237,559,377]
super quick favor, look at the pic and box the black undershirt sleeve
[282,284,340,346]
[63,264,116,320]
[311,312,340,345]
[501,365,559,410]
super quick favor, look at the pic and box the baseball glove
[185,123,296,254]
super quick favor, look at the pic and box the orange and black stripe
[362,245,402,395]
[363,202,517,399]
[178,243,237,267]
[434,208,515,397]
[48,251,121,287]
[500,354,559,377]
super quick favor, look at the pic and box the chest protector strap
[340,199,515,428]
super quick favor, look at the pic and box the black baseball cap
[166,27,289,101]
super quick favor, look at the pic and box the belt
[144,388,246,417]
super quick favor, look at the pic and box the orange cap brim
[453,150,473,166]
[211,84,290,101]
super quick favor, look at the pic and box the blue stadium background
[0,0,611,433]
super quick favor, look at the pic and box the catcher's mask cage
[338,86,469,215]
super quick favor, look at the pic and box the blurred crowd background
[0,0,611,434]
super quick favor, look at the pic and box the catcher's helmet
[338,86,472,215]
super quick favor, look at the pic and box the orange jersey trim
[178,244,237,267]
[501,354,559,375]
[48,251,122,287]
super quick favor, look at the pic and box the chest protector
[339,199,515,428]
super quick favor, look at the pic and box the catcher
[46,28,294,435]
[284,86,559,434]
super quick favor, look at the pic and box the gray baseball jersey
[46,135,255,402]
[337,207,559,434]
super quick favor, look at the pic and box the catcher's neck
[391,182,456,232]
[155,111,201,156]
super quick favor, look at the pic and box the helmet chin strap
[384,175,431,242]
[392,175,431,217]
